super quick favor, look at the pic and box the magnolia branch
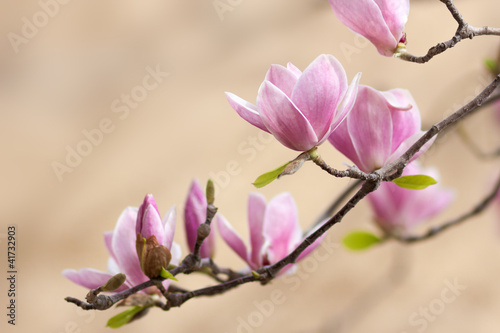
[396,173,500,243]
[397,0,500,64]
[65,74,500,313]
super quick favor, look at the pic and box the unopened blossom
[63,194,181,294]
[328,85,433,172]
[329,0,409,56]
[217,192,324,274]
[367,162,454,236]
[226,54,361,151]
[184,179,215,258]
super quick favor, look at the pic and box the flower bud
[136,234,172,278]
[101,273,127,292]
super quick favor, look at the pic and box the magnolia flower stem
[397,0,500,64]
[310,152,376,181]
[397,173,500,243]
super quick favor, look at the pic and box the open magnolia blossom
[217,192,324,274]
[226,54,361,151]
[328,85,433,172]
[329,0,409,56]
[367,162,455,236]
[63,194,181,294]
[184,179,215,258]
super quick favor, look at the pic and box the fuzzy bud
[136,234,172,279]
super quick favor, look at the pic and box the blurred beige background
[1,0,500,332]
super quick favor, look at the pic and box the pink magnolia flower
[184,179,215,258]
[328,85,433,172]
[367,162,454,236]
[217,192,324,273]
[226,54,361,151]
[63,194,181,294]
[329,0,409,56]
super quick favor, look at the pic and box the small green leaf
[160,267,178,281]
[106,306,144,328]
[342,231,381,251]
[392,175,437,190]
[484,58,499,74]
[251,271,260,278]
[253,162,290,188]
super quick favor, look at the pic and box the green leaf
[253,162,290,188]
[392,175,437,190]
[106,306,144,328]
[160,267,178,281]
[342,231,381,251]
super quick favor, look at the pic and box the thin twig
[397,0,500,64]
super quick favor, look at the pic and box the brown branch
[397,0,500,64]
[397,172,500,243]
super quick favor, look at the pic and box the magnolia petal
[257,81,318,151]
[265,64,300,98]
[248,192,267,267]
[112,207,147,287]
[262,193,302,264]
[387,130,436,166]
[136,194,159,235]
[184,180,205,253]
[291,54,348,139]
[286,62,302,77]
[381,89,421,151]
[329,0,399,56]
[104,231,118,264]
[217,214,249,264]
[140,204,164,244]
[326,72,362,143]
[374,0,410,42]
[347,85,393,172]
[328,117,364,169]
[107,257,122,276]
[162,205,177,250]
[226,92,268,132]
